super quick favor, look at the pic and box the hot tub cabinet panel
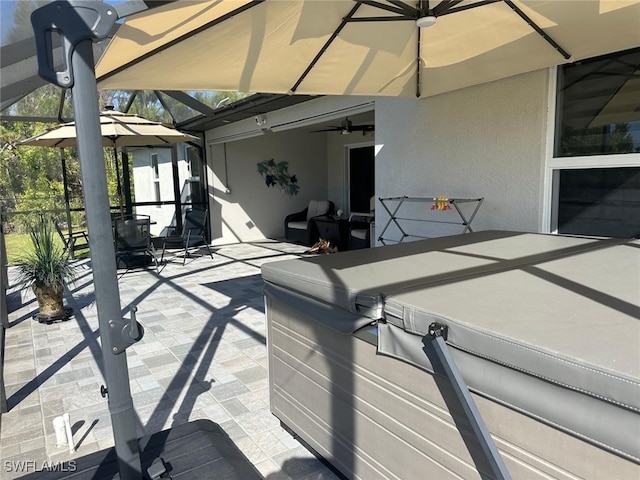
[262,232,640,480]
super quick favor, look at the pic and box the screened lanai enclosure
[1,1,639,480]
[0,0,316,238]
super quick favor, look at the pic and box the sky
[0,1,18,45]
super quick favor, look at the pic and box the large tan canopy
[19,109,198,148]
[96,0,640,98]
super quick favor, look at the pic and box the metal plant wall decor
[257,159,299,197]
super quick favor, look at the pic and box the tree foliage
[1,0,250,232]
[559,123,636,156]
[5,0,48,44]
[0,84,79,232]
[104,90,249,124]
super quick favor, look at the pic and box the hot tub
[262,231,639,479]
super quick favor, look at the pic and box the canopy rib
[417,23,423,98]
[437,0,501,16]
[358,0,413,17]
[504,0,571,59]
[290,3,362,93]
[387,0,420,16]
[345,16,414,22]
[433,0,465,17]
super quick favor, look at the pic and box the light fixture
[416,15,436,28]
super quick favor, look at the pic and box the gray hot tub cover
[261,230,522,319]
[262,231,640,462]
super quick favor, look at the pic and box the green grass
[4,230,89,265]
[5,233,34,265]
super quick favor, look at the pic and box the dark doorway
[348,145,375,213]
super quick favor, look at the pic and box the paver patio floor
[1,240,340,479]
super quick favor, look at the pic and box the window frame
[150,153,161,206]
[543,65,640,234]
[186,145,201,181]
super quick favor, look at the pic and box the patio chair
[348,196,375,250]
[113,214,159,273]
[55,220,89,259]
[161,209,214,265]
[284,200,335,246]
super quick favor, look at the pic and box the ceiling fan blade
[310,118,375,133]
[310,126,341,133]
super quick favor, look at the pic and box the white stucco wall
[374,69,550,242]
[203,71,552,245]
[131,145,191,236]
[205,96,378,245]
[207,129,328,244]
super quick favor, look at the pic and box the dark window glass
[349,146,375,213]
[187,146,201,179]
[151,154,159,179]
[185,146,206,208]
[154,182,161,204]
[555,48,640,157]
[558,167,640,238]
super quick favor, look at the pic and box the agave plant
[16,216,77,321]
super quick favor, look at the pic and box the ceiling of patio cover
[96,0,640,98]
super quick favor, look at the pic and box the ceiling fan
[311,117,374,135]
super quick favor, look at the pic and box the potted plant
[16,216,77,323]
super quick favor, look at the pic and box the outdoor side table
[377,196,484,245]
[313,216,348,251]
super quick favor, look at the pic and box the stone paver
[1,240,339,479]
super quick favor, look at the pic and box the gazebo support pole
[0,208,9,330]
[122,150,133,216]
[172,145,183,229]
[31,2,143,478]
[1,208,9,414]
[114,147,125,215]
[60,149,74,255]
[71,38,142,480]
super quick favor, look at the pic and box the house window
[150,153,161,205]
[187,146,201,179]
[151,153,159,179]
[557,167,640,238]
[555,48,640,157]
[186,145,206,207]
[549,48,640,238]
